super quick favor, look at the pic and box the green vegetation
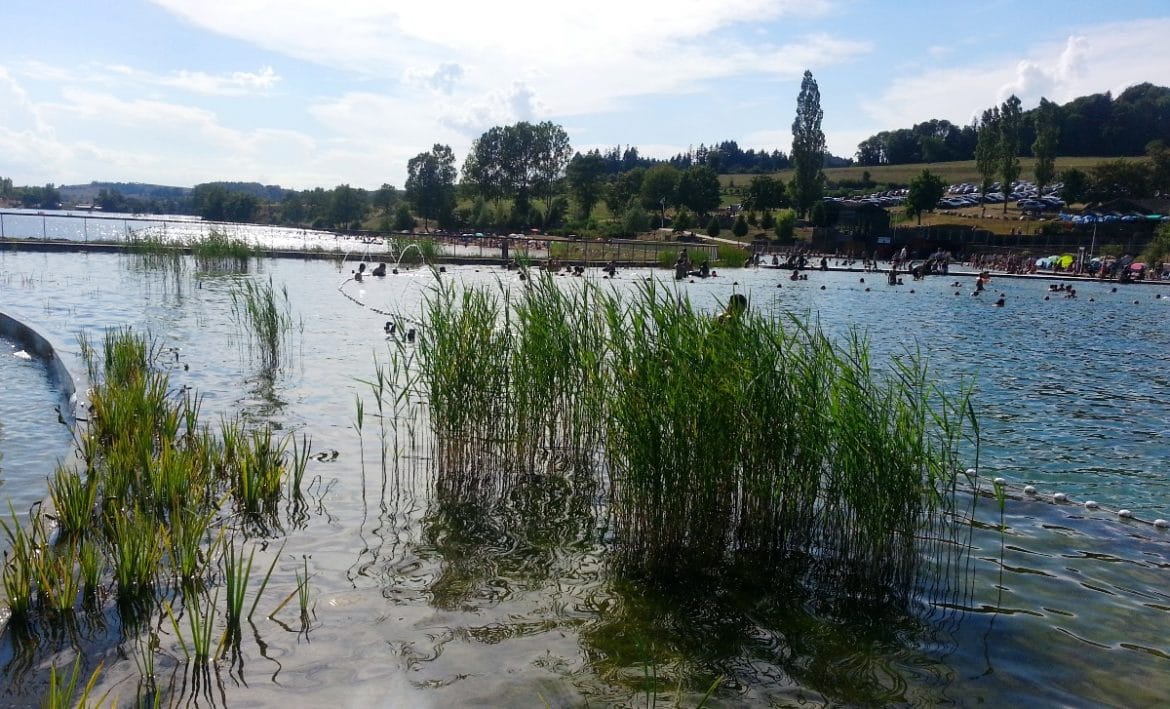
[405,274,977,598]
[0,329,314,701]
[229,276,295,370]
[790,70,826,217]
[191,229,259,271]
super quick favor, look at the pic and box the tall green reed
[403,271,978,600]
[229,276,294,370]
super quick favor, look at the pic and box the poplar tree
[975,108,1000,217]
[998,95,1023,214]
[790,70,826,218]
[1032,97,1060,195]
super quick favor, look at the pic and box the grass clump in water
[405,272,978,602]
[0,328,315,701]
[230,276,295,371]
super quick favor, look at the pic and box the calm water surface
[0,247,1168,706]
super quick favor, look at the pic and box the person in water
[718,294,748,324]
[371,262,387,276]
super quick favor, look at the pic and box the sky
[3,0,1170,191]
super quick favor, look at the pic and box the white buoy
[1084,500,1099,509]
[1155,519,1170,529]
[994,477,1006,486]
[1118,509,1133,518]
[1053,492,1068,503]
[1023,485,1037,495]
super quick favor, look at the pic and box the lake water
[0,245,1168,706]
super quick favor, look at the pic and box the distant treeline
[856,82,1170,166]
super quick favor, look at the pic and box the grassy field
[720,156,1150,191]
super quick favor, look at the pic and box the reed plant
[43,658,105,709]
[190,229,256,271]
[229,276,294,370]
[402,271,978,600]
[48,467,97,539]
[1,326,314,693]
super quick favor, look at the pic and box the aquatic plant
[400,272,978,600]
[0,327,317,699]
[229,276,295,370]
[190,229,257,271]
[43,658,106,709]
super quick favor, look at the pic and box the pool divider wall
[0,310,77,411]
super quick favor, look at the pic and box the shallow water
[0,248,1168,706]
[0,336,73,522]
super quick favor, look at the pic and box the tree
[732,213,749,238]
[761,210,776,230]
[1089,159,1153,200]
[706,216,721,237]
[1060,168,1090,204]
[461,126,510,206]
[566,151,607,221]
[606,167,644,214]
[224,192,260,223]
[1148,140,1170,195]
[639,164,680,212]
[998,95,1023,215]
[790,70,826,217]
[1032,98,1060,195]
[461,121,571,217]
[329,184,367,228]
[621,201,650,235]
[676,165,721,215]
[392,203,416,232]
[406,144,457,232]
[975,110,1000,217]
[372,183,400,213]
[774,209,796,240]
[744,175,786,211]
[905,169,947,225]
[531,121,573,214]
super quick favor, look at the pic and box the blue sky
[2,1,1169,190]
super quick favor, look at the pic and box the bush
[622,205,651,236]
[774,209,796,240]
[673,208,694,233]
[706,216,721,238]
[761,210,775,230]
[733,214,749,238]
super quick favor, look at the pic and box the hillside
[720,156,1151,191]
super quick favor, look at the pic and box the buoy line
[963,470,1170,531]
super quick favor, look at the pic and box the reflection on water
[0,248,1169,705]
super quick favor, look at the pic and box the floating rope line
[971,470,1170,530]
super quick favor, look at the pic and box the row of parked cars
[942,180,1066,211]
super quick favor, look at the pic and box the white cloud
[161,66,280,96]
[148,0,860,119]
[859,18,1170,140]
[439,82,546,135]
[403,62,464,94]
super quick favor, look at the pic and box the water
[0,336,73,523]
[0,208,552,260]
[0,246,1168,705]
